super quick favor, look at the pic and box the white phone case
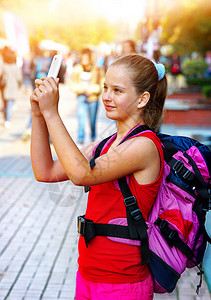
[47,55,63,79]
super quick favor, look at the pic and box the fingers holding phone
[30,55,62,118]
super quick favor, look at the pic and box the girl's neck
[116,119,144,141]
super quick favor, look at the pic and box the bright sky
[88,0,147,28]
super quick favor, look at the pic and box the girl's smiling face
[102,65,140,122]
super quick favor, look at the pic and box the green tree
[161,0,211,55]
[182,58,208,77]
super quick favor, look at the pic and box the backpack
[77,124,211,294]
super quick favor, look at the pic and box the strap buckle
[158,219,169,231]
[131,208,142,221]
[182,169,194,181]
[124,196,137,207]
[84,186,91,193]
[172,160,184,173]
[77,216,86,236]
[157,219,179,247]
[124,196,143,221]
[166,230,179,247]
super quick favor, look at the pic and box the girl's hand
[30,82,43,117]
[30,93,43,117]
[34,77,60,120]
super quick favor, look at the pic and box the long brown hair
[111,54,167,131]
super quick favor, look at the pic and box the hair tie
[152,61,165,81]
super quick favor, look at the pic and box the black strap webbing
[118,177,150,264]
[93,135,114,159]
[166,155,196,183]
[155,218,194,260]
[89,134,114,171]
[91,124,152,163]
[119,125,151,145]
[162,146,209,201]
[78,215,137,243]
[183,152,207,188]
[86,134,115,191]
[161,139,178,156]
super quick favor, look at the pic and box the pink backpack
[78,124,211,294]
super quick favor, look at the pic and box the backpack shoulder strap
[119,124,152,144]
[84,134,116,192]
[118,177,150,264]
[117,125,154,264]
[89,133,116,169]
[89,124,152,169]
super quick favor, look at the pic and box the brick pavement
[0,84,210,299]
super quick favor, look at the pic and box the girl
[30,54,167,300]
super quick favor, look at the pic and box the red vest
[78,132,164,283]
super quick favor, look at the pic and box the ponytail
[143,75,167,132]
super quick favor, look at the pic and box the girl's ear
[137,92,150,109]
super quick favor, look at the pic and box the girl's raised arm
[32,78,160,187]
[30,113,68,182]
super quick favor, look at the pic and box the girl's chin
[105,111,116,120]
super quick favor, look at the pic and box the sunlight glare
[88,0,147,28]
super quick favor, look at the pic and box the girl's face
[102,65,140,122]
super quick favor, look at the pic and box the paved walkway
[0,84,210,299]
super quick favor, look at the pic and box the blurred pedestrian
[170,53,181,76]
[103,49,117,73]
[30,53,167,299]
[121,39,137,55]
[0,50,6,117]
[70,48,104,144]
[65,51,74,83]
[1,47,22,128]
[170,54,181,92]
[21,53,33,95]
[35,50,52,79]
[22,53,38,141]
[205,51,211,77]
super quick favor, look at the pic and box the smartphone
[47,55,63,79]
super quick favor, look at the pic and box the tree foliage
[161,0,211,55]
[28,19,115,51]
[182,58,208,77]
